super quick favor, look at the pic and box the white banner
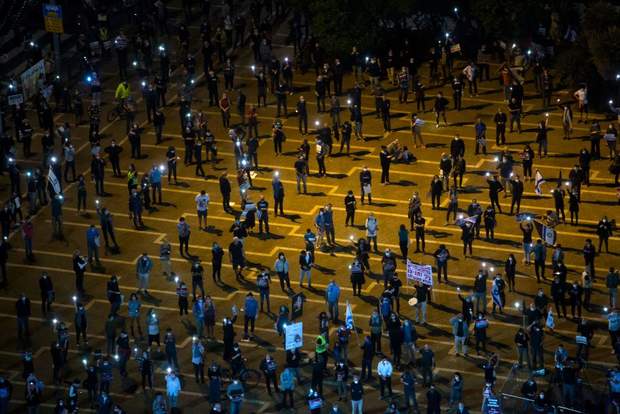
[7,94,23,106]
[284,322,303,351]
[20,60,46,99]
[406,260,433,286]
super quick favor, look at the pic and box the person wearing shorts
[195,190,209,230]
[229,237,245,279]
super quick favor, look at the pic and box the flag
[491,280,503,309]
[455,215,477,229]
[534,170,545,195]
[345,301,354,330]
[47,165,61,195]
[534,221,557,245]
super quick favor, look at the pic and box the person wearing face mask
[533,390,549,413]
[274,252,291,292]
[521,376,537,410]
[509,174,524,215]
[226,378,244,414]
[334,360,348,401]
[449,372,463,408]
[455,401,470,414]
[259,354,278,396]
[474,313,489,355]
[567,281,583,319]
[377,357,393,399]
[350,374,364,413]
[473,270,487,314]
[39,272,54,316]
[515,328,531,370]
[450,313,469,357]
[597,216,613,253]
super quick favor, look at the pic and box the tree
[290,0,414,56]
[582,2,620,81]
[470,0,548,42]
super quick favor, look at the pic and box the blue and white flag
[47,165,61,195]
[345,301,354,330]
[491,280,503,308]
[534,170,545,195]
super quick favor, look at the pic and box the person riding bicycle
[229,343,244,378]
[115,81,131,111]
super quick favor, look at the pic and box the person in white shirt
[195,190,210,230]
[365,213,378,252]
[377,358,393,399]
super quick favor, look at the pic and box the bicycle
[107,100,132,122]
[221,362,262,390]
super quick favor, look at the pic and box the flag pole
[346,301,361,347]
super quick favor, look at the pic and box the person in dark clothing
[379,146,392,184]
[486,175,503,213]
[360,335,374,381]
[219,172,232,213]
[104,140,123,177]
[382,97,391,132]
[90,154,106,196]
[426,384,442,414]
[16,294,31,342]
[509,175,524,215]
[344,190,356,226]
[433,92,448,127]
[39,272,54,316]
[211,242,224,283]
[494,108,507,145]
[551,275,567,318]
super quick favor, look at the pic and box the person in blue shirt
[129,189,144,228]
[243,292,258,339]
[192,296,205,338]
[325,280,341,322]
[136,253,153,295]
[314,208,327,249]
[86,224,101,266]
[304,228,317,253]
[226,379,244,414]
[149,165,163,204]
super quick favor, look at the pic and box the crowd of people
[1,0,620,414]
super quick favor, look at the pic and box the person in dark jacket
[426,384,442,414]
[90,153,106,196]
[16,294,31,342]
[509,175,524,215]
[219,172,232,213]
[39,272,54,316]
